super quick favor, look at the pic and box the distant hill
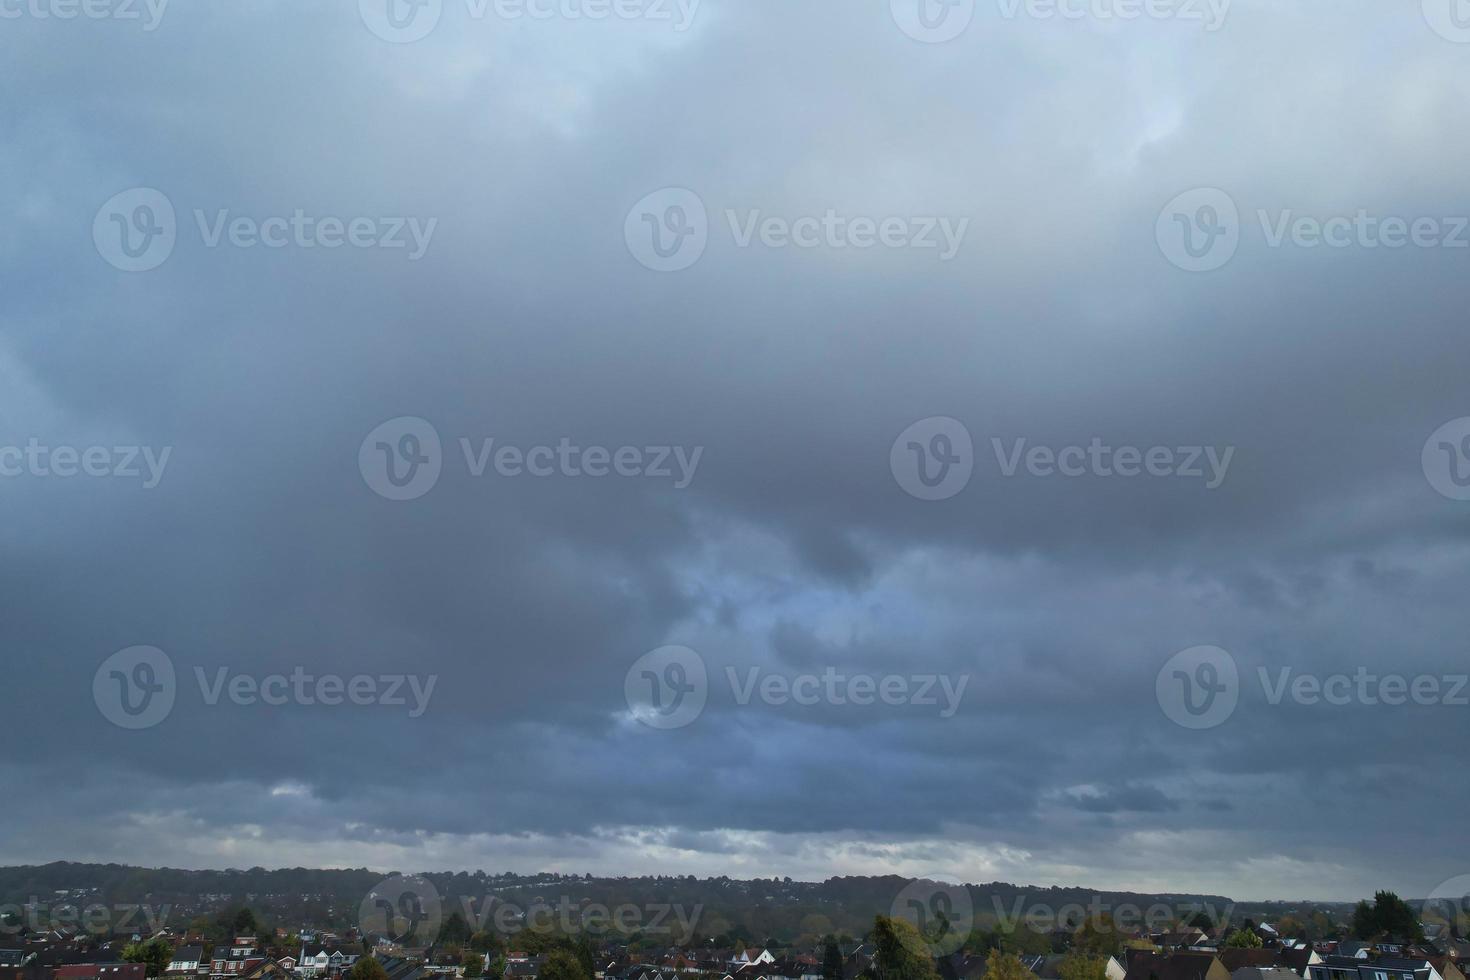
[0,862,1348,944]
[2,863,1364,946]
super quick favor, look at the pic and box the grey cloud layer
[1,0,1468,902]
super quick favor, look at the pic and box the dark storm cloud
[1,0,1469,902]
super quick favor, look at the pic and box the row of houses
[161,938,363,980]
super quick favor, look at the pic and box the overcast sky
[3,0,1470,905]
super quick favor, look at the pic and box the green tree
[348,959,390,980]
[1074,915,1122,958]
[539,950,591,980]
[1276,917,1305,940]
[462,950,484,978]
[1225,930,1262,949]
[872,916,940,980]
[233,909,260,937]
[440,912,472,946]
[123,937,173,978]
[997,922,1049,957]
[1058,955,1108,980]
[1351,893,1424,943]
[486,956,506,980]
[824,936,845,980]
[984,951,1034,980]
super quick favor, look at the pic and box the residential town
[4,884,1469,980]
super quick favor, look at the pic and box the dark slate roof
[1124,952,1223,980]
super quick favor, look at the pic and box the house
[54,965,148,980]
[1232,968,1306,980]
[504,962,543,980]
[238,961,293,980]
[732,952,775,969]
[1309,956,1440,980]
[211,939,262,979]
[1157,933,1211,951]
[1220,948,1321,978]
[297,946,362,978]
[1030,955,1127,980]
[169,948,205,975]
[1123,951,1233,980]
[375,956,428,980]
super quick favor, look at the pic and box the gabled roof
[1219,952,1276,973]
[1124,951,1225,980]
